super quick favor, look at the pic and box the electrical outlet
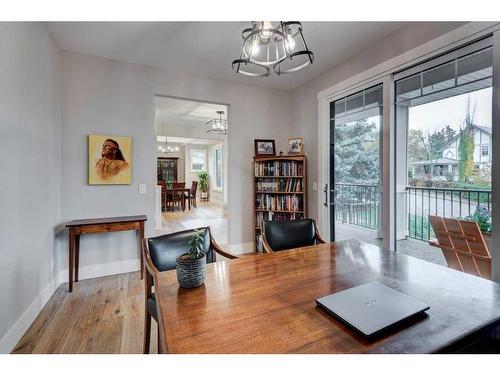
[139,184,147,194]
[312,182,318,192]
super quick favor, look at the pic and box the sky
[408,87,492,134]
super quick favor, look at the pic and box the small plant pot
[176,253,206,288]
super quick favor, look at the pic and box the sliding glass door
[394,37,493,264]
[329,84,383,244]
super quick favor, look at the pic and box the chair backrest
[191,181,198,196]
[428,215,491,279]
[171,182,185,200]
[263,219,316,252]
[147,227,215,272]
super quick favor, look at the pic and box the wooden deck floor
[335,222,447,266]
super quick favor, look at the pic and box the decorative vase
[176,253,206,288]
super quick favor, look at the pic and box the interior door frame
[154,94,231,243]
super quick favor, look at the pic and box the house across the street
[412,124,492,181]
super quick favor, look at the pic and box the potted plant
[465,206,492,248]
[176,229,207,288]
[197,170,209,201]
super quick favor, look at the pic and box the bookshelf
[253,155,307,253]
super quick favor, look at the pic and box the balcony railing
[334,183,380,231]
[406,186,491,241]
[334,183,492,241]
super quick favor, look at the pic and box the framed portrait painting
[254,139,276,157]
[88,134,132,185]
[287,137,304,156]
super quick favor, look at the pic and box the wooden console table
[65,215,147,292]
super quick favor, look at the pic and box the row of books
[256,178,303,192]
[256,194,303,211]
[255,160,304,177]
[255,211,305,231]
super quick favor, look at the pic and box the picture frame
[254,139,276,157]
[88,134,132,185]
[287,137,304,155]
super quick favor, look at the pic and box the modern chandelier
[206,110,227,135]
[157,136,179,153]
[232,21,314,77]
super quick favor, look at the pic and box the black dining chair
[141,227,237,354]
[261,219,326,253]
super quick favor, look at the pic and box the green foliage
[458,125,474,182]
[187,229,205,260]
[465,206,492,233]
[197,170,209,192]
[408,214,434,240]
[334,119,379,184]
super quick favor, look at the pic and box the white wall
[290,22,465,220]
[60,51,292,276]
[0,23,61,352]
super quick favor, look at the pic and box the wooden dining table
[153,240,500,354]
[164,187,190,211]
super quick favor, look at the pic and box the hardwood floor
[12,271,158,354]
[13,200,228,354]
[158,199,227,245]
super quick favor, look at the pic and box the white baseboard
[59,258,141,281]
[0,279,58,353]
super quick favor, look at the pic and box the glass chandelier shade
[232,21,314,77]
[206,110,227,135]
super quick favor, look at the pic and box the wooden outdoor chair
[428,215,491,279]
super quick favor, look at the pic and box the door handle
[323,184,328,207]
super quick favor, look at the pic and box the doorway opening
[154,96,229,246]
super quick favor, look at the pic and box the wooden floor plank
[12,271,156,354]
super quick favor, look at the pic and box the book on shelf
[256,178,302,192]
[254,160,304,177]
[255,194,303,211]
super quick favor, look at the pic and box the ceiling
[155,96,227,127]
[158,136,221,145]
[45,22,409,91]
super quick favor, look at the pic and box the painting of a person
[95,139,129,180]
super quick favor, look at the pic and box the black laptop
[315,281,429,339]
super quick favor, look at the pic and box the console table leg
[68,229,75,292]
[75,234,80,282]
[139,221,145,280]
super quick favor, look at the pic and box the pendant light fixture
[206,110,227,135]
[157,136,179,153]
[232,21,314,77]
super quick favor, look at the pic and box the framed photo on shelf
[254,139,276,157]
[287,137,303,155]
